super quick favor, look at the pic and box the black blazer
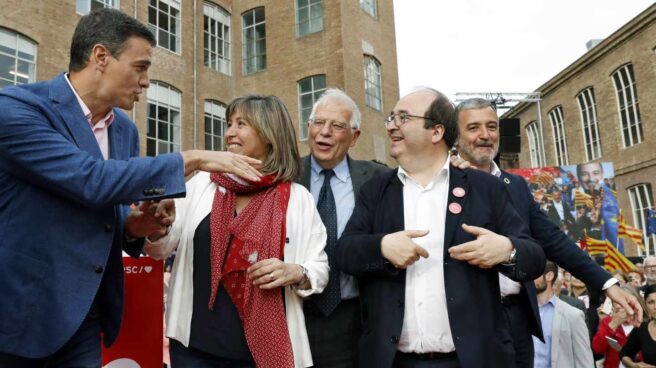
[547,199,575,228]
[499,171,611,342]
[335,167,546,368]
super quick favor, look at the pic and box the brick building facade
[0,0,398,163]
[502,4,656,256]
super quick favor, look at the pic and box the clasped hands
[247,258,309,290]
[125,199,176,241]
[381,224,514,269]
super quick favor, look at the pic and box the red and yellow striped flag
[618,212,646,252]
[574,190,594,209]
[531,171,554,188]
[585,235,607,256]
[604,240,637,273]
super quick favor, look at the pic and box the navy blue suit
[0,73,186,358]
[499,171,611,342]
[335,167,546,368]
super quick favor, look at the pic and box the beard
[534,276,549,294]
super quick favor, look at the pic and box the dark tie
[314,169,341,316]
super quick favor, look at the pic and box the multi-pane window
[242,7,266,75]
[548,106,569,166]
[627,184,655,255]
[612,63,642,147]
[297,75,326,140]
[296,0,323,37]
[360,0,377,18]
[204,100,227,151]
[203,2,230,75]
[76,0,119,15]
[148,0,181,53]
[0,28,36,88]
[147,82,181,156]
[577,87,602,161]
[363,55,382,111]
[526,121,545,168]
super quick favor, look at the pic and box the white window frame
[576,87,602,161]
[296,0,323,37]
[548,105,569,166]
[0,27,37,88]
[297,75,326,141]
[204,100,227,151]
[526,121,545,168]
[148,0,181,54]
[242,7,266,75]
[363,55,382,111]
[203,2,231,75]
[612,63,642,147]
[359,0,377,18]
[75,0,119,15]
[627,184,655,256]
[146,82,182,156]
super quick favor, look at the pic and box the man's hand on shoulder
[448,224,513,268]
[381,230,430,268]
[449,154,471,170]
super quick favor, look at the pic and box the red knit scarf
[209,172,294,368]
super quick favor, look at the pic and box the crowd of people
[529,162,616,243]
[1,7,653,368]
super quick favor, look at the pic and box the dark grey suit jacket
[298,155,389,200]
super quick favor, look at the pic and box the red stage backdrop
[102,257,163,368]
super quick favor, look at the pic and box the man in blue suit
[0,9,260,367]
[336,88,546,368]
[453,97,642,367]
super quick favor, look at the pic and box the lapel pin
[448,202,462,214]
[504,178,510,184]
[452,187,466,198]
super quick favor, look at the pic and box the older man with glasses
[298,88,389,368]
[642,257,656,287]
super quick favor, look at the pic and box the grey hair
[645,256,656,266]
[455,98,497,116]
[309,88,362,130]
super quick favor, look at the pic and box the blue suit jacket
[0,73,186,358]
[499,171,611,341]
[335,167,546,368]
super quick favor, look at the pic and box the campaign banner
[102,257,163,368]
[508,162,617,244]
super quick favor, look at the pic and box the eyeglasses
[384,112,434,128]
[309,119,351,133]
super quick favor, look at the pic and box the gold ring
[269,272,274,280]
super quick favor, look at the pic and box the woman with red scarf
[145,95,329,367]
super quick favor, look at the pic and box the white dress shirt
[397,157,454,353]
[552,200,565,221]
